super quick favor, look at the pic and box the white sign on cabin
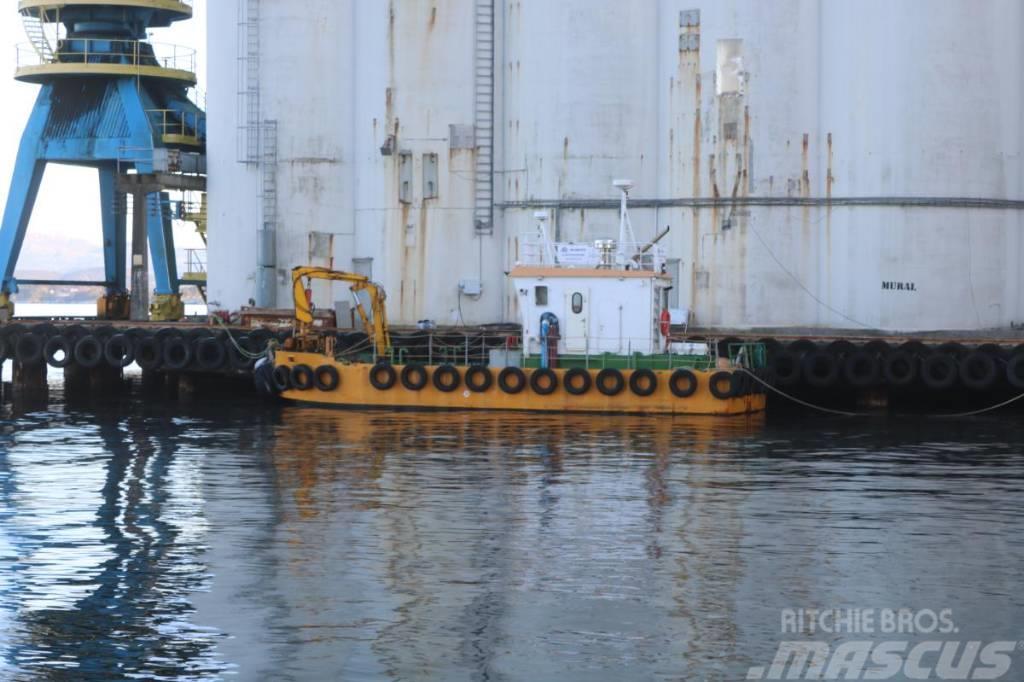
[555,243,599,267]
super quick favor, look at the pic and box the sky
[0,0,207,271]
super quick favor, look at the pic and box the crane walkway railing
[16,39,196,74]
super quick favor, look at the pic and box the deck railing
[146,109,205,142]
[329,330,730,370]
[517,238,667,272]
[183,248,206,278]
[16,39,196,74]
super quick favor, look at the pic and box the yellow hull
[276,352,765,416]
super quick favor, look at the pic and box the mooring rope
[737,368,1024,418]
[210,316,275,360]
[738,369,869,417]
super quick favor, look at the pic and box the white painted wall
[514,275,665,356]
[208,0,1024,332]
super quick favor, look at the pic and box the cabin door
[565,289,588,353]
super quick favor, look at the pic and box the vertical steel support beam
[146,192,178,295]
[99,164,127,293]
[130,191,149,320]
[0,88,52,292]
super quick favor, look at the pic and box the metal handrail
[517,238,667,271]
[15,39,196,73]
[184,248,206,275]
[146,109,205,139]
[329,330,717,370]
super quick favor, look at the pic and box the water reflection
[253,410,767,681]
[0,402,1022,681]
[0,407,225,680]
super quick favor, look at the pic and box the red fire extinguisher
[660,308,671,351]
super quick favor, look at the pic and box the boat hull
[275,352,765,416]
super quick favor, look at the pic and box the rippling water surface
[0,391,1022,680]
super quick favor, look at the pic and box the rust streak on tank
[399,203,410,311]
[801,133,810,197]
[709,153,719,232]
[826,132,834,201]
[416,206,427,319]
[742,105,750,198]
[709,154,719,199]
[690,54,703,313]
[692,73,702,200]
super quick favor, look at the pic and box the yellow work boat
[268,183,767,416]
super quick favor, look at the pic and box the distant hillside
[13,240,203,304]
[16,236,104,273]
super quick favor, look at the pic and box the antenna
[614,179,637,266]
[534,210,556,265]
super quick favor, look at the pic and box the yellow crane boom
[291,266,391,357]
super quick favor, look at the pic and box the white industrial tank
[207,0,1024,332]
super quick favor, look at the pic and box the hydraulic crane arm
[291,266,392,357]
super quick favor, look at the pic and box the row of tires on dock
[767,340,1024,391]
[0,324,281,373]
[270,361,769,400]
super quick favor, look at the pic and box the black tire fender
[669,369,698,398]
[802,350,840,388]
[103,333,135,368]
[497,366,527,394]
[314,365,340,391]
[563,368,592,395]
[959,351,997,391]
[465,365,494,393]
[290,364,315,391]
[271,364,291,392]
[227,335,256,370]
[163,336,193,371]
[709,371,736,400]
[74,335,104,369]
[43,334,73,369]
[530,368,558,395]
[135,336,163,371]
[1006,354,1024,389]
[843,350,880,388]
[772,350,802,387]
[401,363,429,391]
[595,368,625,396]
[14,332,44,366]
[629,368,658,397]
[369,362,398,390]
[921,353,959,390]
[883,350,918,388]
[432,364,461,393]
[196,337,227,370]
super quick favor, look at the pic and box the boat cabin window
[571,292,583,314]
[535,286,548,306]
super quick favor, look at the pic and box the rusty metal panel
[205,0,1024,332]
[398,151,413,205]
[422,153,438,200]
[449,124,475,150]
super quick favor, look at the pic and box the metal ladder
[260,120,278,233]
[22,11,55,62]
[473,0,495,235]
[236,0,261,164]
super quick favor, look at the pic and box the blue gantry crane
[0,0,206,321]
